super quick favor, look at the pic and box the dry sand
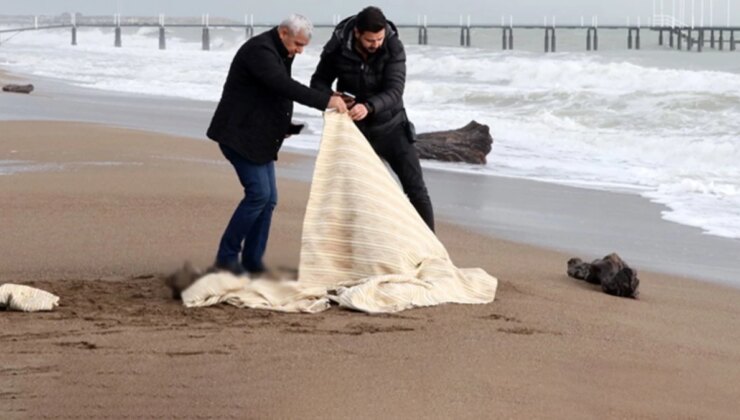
[1,121,740,419]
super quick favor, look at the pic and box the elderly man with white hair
[207,15,347,276]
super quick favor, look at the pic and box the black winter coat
[207,27,330,164]
[310,16,407,139]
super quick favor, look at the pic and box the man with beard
[310,6,435,231]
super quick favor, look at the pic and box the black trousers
[364,122,435,231]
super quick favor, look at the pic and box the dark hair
[355,6,387,33]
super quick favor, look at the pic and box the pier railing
[1,14,738,53]
[652,14,687,28]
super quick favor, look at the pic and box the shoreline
[2,120,740,418]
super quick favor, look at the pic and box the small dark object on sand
[414,121,493,164]
[165,262,203,300]
[567,258,592,281]
[567,253,640,299]
[2,84,34,94]
[600,265,639,298]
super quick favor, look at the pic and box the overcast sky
[2,0,738,25]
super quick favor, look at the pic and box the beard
[358,42,378,55]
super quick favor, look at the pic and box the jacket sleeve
[310,38,339,94]
[366,38,406,115]
[243,44,331,111]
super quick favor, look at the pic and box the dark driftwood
[2,84,34,94]
[414,121,493,164]
[567,253,640,298]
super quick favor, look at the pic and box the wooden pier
[1,14,738,53]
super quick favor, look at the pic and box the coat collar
[269,27,290,59]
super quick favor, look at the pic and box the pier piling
[418,26,429,45]
[114,14,121,47]
[459,27,470,47]
[677,29,683,50]
[158,14,166,50]
[245,15,254,40]
[202,27,210,50]
[502,27,514,50]
[544,27,556,52]
[159,27,166,50]
[687,28,693,50]
[591,27,599,50]
[417,16,428,45]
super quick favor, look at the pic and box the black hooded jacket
[207,27,331,164]
[310,16,407,138]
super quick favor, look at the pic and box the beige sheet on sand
[0,283,60,312]
[181,112,497,313]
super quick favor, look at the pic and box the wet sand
[2,121,740,419]
[0,68,18,82]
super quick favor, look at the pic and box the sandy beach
[2,118,740,419]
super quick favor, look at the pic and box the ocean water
[1,25,739,239]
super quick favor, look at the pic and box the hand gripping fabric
[183,113,497,313]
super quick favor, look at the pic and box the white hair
[279,14,314,39]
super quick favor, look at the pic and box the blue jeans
[216,144,277,273]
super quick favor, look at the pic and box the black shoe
[243,262,266,275]
[250,266,291,281]
[213,259,247,276]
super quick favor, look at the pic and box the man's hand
[349,104,369,121]
[334,91,357,108]
[327,96,348,113]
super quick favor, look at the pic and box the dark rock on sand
[414,121,493,164]
[600,265,640,298]
[2,84,34,94]
[567,253,640,299]
[567,258,592,281]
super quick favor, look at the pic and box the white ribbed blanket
[0,283,60,312]
[183,113,497,313]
